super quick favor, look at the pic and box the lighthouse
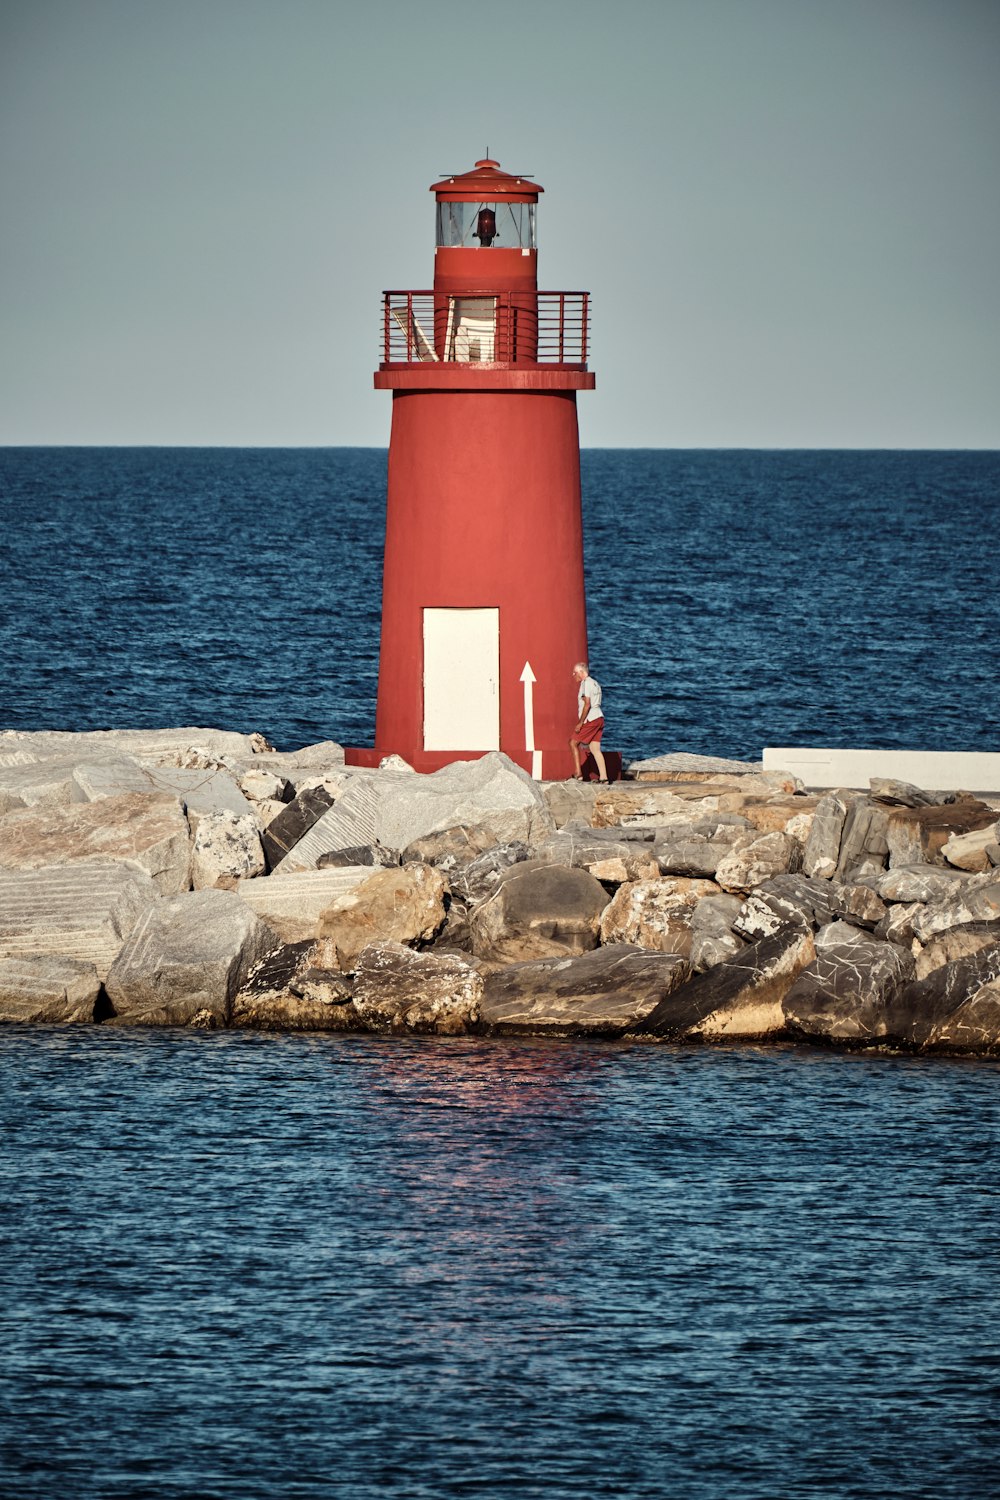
[360,156,595,780]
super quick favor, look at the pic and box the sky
[1,0,998,448]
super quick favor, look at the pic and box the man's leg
[591,741,608,782]
[569,736,583,778]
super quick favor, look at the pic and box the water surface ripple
[1,1029,997,1497]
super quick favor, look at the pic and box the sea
[1,447,998,1498]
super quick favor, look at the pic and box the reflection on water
[1,1028,998,1498]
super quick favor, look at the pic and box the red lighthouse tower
[364,156,595,780]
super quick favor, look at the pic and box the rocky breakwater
[0,732,998,1056]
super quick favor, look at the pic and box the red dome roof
[430,157,543,201]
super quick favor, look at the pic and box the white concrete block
[763,748,1000,796]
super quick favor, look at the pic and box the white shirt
[578,675,602,722]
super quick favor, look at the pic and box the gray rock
[237,867,375,942]
[655,837,730,878]
[0,726,263,767]
[0,955,102,1024]
[451,842,531,903]
[941,822,1000,874]
[801,791,854,880]
[734,873,886,941]
[835,799,890,882]
[783,932,915,1044]
[68,756,161,802]
[276,773,408,871]
[869,778,937,808]
[887,799,999,869]
[374,753,555,851]
[534,829,659,883]
[715,831,799,893]
[481,945,692,1036]
[540,779,602,829]
[874,901,925,947]
[914,921,1000,980]
[352,940,483,1035]
[469,859,610,965]
[633,922,816,1041]
[924,982,1000,1054]
[626,752,763,779]
[261,784,336,870]
[0,861,157,979]
[317,843,399,869]
[317,864,448,972]
[885,941,1000,1048]
[400,824,499,870]
[877,864,974,904]
[105,890,276,1026]
[191,812,265,890]
[911,879,1000,943]
[138,766,255,830]
[0,791,191,895]
[0,756,92,810]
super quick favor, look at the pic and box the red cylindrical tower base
[370,378,590,780]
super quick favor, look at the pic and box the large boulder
[481,945,691,1036]
[599,877,719,956]
[924,982,1000,1054]
[401,823,500,869]
[374,753,555,850]
[688,894,746,971]
[469,859,610,965]
[0,955,102,1024]
[451,842,531,902]
[275,770,412,870]
[632,922,816,1041]
[592,783,724,830]
[105,890,276,1027]
[911,879,1000,943]
[886,799,999,868]
[352,941,483,1035]
[878,864,974,904]
[0,791,191,894]
[533,828,659,884]
[317,863,448,972]
[540,779,602,829]
[942,822,1000,874]
[884,942,1000,1048]
[191,812,265,890]
[0,861,157,979]
[626,752,763,780]
[122,766,255,830]
[0,725,264,767]
[231,942,358,1032]
[782,927,915,1044]
[714,831,798,893]
[237,866,375,942]
[735,873,887,941]
[914,921,1000,980]
[260,785,335,870]
[834,798,890,882]
[801,791,856,880]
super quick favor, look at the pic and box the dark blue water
[1,447,997,761]
[1,1029,997,1498]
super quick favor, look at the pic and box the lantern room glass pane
[435,201,536,249]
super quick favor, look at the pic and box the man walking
[569,662,608,781]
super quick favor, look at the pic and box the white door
[423,607,500,751]
[447,297,496,362]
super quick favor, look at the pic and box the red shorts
[574,717,604,744]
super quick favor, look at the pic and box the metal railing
[381,291,590,367]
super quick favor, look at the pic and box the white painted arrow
[520,661,543,779]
